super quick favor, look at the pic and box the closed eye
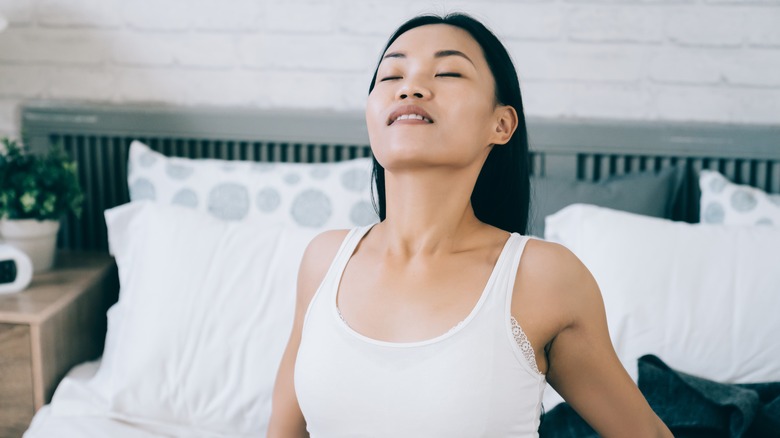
[380,76,402,82]
[435,72,462,78]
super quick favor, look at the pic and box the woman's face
[366,24,511,173]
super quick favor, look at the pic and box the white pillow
[542,204,780,407]
[90,201,318,436]
[700,169,780,226]
[127,140,378,229]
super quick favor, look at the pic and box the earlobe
[491,105,518,146]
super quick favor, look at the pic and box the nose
[396,79,430,100]
[398,89,425,99]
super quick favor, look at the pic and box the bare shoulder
[519,239,672,436]
[297,229,351,303]
[520,239,594,285]
[301,229,351,270]
[514,238,603,331]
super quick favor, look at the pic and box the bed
[18,99,780,437]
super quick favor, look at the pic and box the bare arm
[267,229,349,438]
[520,241,673,437]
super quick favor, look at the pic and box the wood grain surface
[0,323,35,438]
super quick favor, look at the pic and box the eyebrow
[382,49,475,66]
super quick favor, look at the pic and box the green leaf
[0,137,84,220]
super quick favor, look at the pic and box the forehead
[384,24,485,64]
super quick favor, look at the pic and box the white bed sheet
[23,359,222,438]
[25,404,170,438]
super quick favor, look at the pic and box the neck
[377,166,483,257]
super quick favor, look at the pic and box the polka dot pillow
[699,169,780,226]
[127,140,379,229]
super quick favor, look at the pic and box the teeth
[394,114,431,123]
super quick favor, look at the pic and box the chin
[371,138,440,167]
[374,146,478,176]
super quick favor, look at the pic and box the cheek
[449,98,495,138]
[366,91,381,118]
[365,92,393,159]
[365,93,386,138]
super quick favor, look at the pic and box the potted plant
[0,137,84,273]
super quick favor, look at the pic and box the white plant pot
[0,219,60,274]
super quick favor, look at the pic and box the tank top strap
[484,233,531,305]
[334,225,374,267]
[503,233,531,295]
[476,232,530,317]
[311,225,375,305]
[482,232,532,327]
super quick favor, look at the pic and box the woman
[269,13,672,437]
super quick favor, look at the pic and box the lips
[387,105,434,125]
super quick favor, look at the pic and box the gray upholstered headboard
[20,99,780,252]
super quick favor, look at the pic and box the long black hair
[368,13,531,234]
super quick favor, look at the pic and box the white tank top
[294,225,546,437]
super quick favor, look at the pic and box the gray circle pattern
[350,201,378,226]
[251,163,275,173]
[341,168,370,192]
[166,163,194,180]
[756,217,774,226]
[208,183,249,221]
[284,173,301,185]
[703,202,725,224]
[730,189,757,213]
[256,187,281,213]
[708,174,727,193]
[139,152,157,167]
[130,178,156,201]
[291,189,332,228]
[310,167,330,180]
[172,189,198,208]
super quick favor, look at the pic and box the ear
[488,105,518,146]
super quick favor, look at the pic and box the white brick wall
[0,0,779,137]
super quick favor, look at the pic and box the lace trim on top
[511,316,542,375]
[337,308,348,326]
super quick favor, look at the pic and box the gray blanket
[539,355,780,437]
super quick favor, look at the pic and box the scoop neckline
[333,227,516,348]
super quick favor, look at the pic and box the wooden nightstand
[0,251,118,437]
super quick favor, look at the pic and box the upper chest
[335,240,511,343]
